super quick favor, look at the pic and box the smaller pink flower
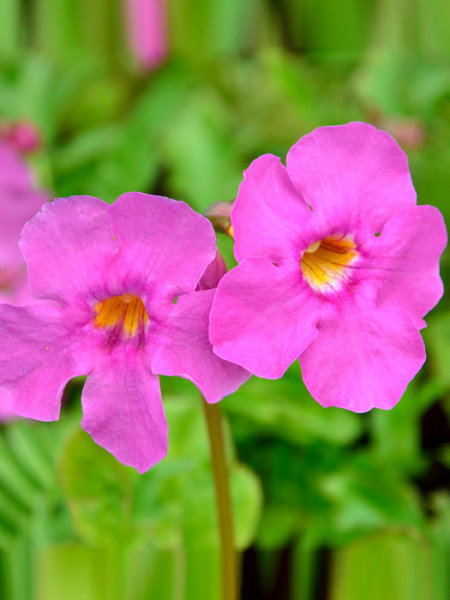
[0,193,248,471]
[210,122,447,412]
[124,0,168,70]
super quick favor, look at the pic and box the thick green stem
[201,398,238,600]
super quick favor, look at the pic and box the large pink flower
[0,193,249,471]
[210,122,447,412]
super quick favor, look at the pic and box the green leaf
[59,430,134,545]
[36,544,124,600]
[423,311,450,388]
[329,532,439,600]
[5,422,56,492]
[0,0,21,58]
[225,365,362,447]
[317,454,424,545]
[133,394,261,551]
[232,464,263,550]
[124,545,186,600]
[164,91,244,212]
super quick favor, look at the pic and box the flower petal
[210,258,319,379]
[151,289,250,403]
[196,252,227,291]
[108,192,216,297]
[20,195,116,302]
[81,352,168,473]
[0,304,85,420]
[0,142,32,188]
[360,205,447,327]
[300,303,426,412]
[0,188,47,282]
[232,154,314,263]
[286,122,416,235]
[0,388,13,422]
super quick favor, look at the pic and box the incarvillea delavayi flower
[209,122,447,412]
[0,193,249,471]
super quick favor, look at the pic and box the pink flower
[210,122,447,412]
[0,142,48,305]
[0,193,248,471]
[124,0,168,70]
[0,121,42,155]
[0,143,47,420]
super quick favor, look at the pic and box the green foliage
[0,394,261,598]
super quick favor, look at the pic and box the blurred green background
[0,1,449,598]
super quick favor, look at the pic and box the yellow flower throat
[301,235,358,293]
[94,294,149,337]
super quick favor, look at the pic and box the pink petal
[196,252,227,291]
[0,265,31,306]
[20,195,116,302]
[0,388,13,422]
[151,289,250,403]
[0,304,86,420]
[108,192,216,297]
[300,303,426,412]
[232,154,314,263]
[360,205,447,328]
[0,188,47,283]
[124,0,168,70]
[5,121,42,155]
[81,352,168,473]
[210,258,319,379]
[286,122,416,235]
[0,142,32,188]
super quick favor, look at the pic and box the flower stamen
[301,235,358,293]
[94,294,149,338]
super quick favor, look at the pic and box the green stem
[201,398,238,600]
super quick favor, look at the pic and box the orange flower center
[94,294,149,338]
[301,235,358,293]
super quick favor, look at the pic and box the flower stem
[201,397,238,600]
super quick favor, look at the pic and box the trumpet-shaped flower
[210,122,447,412]
[0,193,249,471]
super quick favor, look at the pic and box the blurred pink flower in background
[0,142,48,305]
[0,121,42,155]
[124,0,168,70]
[0,142,47,420]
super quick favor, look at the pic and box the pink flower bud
[4,121,42,154]
[124,0,168,70]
